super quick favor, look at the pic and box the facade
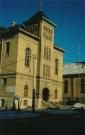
[0,11,64,109]
[63,62,85,105]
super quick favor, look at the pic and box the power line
[0,53,63,69]
[0,58,25,68]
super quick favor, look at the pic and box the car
[73,103,85,109]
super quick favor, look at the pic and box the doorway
[42,88,49,102]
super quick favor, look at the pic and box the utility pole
[32,54,36,112]
[39,1,43,11]
[78,39,81,103]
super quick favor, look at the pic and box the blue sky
[0,0,85,64]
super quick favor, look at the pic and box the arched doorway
[42,88,49,102]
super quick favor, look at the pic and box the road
[0,109,85,135]
[0,108,80,120]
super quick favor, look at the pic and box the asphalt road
[0,109,85,135]
[0,108,81,120]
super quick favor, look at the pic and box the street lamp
[32,54,36,112]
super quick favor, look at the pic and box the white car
[73,103,85,109]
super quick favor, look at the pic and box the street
[0,109,85,135]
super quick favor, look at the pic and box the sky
[0,0,85,64]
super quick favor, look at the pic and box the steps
[40,100,58,109]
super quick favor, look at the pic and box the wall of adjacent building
[63,76,85,103]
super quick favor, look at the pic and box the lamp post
[32,54,36,112]
[5,100,8,111]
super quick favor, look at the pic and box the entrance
[1,99,5,107]
[42,88,49,102]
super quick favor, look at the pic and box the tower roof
[23,11,56,27]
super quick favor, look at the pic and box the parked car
[64,97,79,106]
[73,103,85,109]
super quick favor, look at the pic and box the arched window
[55,89,57,99]
[55,59,58,74]
[64,80,68,93]
[81,79,85,93]
[24,85,28,97]
[25,48,31,67]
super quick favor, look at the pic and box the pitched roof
[63,62,85,75]
[23,11,56,27]
[23,11,49,24]
[1,25,40,40]
[54,46,65,53]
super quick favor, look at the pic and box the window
[44,47,46,59]
[25,48,31,67]
[44,65,47,77]
[24,85,28,97]
[43,64,50,78]
[43,25,52,41]
[55,89,57,99]
[47,65,50,77]
[46,47,48,59]
[44,47,51,60]
[44,46,47,59]
[55,59,58,74]
[1,99,5,107]
[6,41,10,56]
[43,64,45,76]
[23,100,28,106]
[81,79,85,93]
[31,26,33,31]
[48,48,51,60]
[3,78,7,86]
[34,24,38,30]
[64,80,68,93]
[50,29,52,34]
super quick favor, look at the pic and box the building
[0,11,64,109]
[63,62,85,105]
